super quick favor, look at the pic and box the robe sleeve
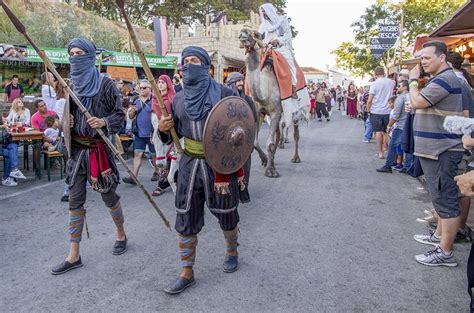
[102,83,125,136]
[276,18,293,47]
[158,96,181,145]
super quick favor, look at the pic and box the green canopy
[25,46,177,69]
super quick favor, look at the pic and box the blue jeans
[403,152,414,171]
[1,145,15,179]
[364,117,373,141]
[6,143,19,169]
[384,128,403,168]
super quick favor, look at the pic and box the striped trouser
[68,200,124,243]
[179,234,198,267]
[223,226,239,254]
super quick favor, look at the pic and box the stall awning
[430,0,474,37]
[413,34,474,54]
[0,44,177,69]
[222,56,245,68]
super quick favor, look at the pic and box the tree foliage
[0,4,125,51]
[75,0,286,27]
[331,0,465,77]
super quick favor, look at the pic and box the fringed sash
[72,136,114,193]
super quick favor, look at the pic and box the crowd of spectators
[362,41,473,307]
[0,72,183,190]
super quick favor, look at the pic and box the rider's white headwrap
[258,3,284,34]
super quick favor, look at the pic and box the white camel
[239,28,310,178]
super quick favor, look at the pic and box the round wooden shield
[203,96,256,174]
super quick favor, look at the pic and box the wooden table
[11,130,44,178]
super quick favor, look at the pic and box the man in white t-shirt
[367,66,395,159]
[41,72,57,111]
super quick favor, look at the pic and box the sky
[285,0,375,71]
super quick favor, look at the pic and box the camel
[239,28,310,178]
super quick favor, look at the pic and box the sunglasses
[140,87,149,90]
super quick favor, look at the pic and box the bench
[42,150,64,181]
[119,135,133,159]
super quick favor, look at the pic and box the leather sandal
[51,257,83,275]
[152,187,166,196]
[223,254,239,273]
[112,236,127,255]
[164,275,195,294]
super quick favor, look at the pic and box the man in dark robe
[51,38,127,275]
[225,72,258,201]
[159,46,243,294]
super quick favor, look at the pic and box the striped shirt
[413,68,464,160]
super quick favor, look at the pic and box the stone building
[167,12,261,83]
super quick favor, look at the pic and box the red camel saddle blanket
[256,49,306,101]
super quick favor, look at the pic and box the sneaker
[415,246,457,267]
[424,209,435,216]
[455,226,472,243]
[392,164,403,171]
[326,118,330,122]
[376,166,392,173]
[1,177,17,187]
[416,212,436,224]
[60,194,69,202]
[318,118,322,122]
[122,176,136,185]
[414,233,440,246]
[416,215,437,225]
[363,139,370,143]
[10,168,26,180]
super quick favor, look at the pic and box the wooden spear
[0,0,171,230]
[115,0,183,155]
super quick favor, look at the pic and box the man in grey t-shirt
[367,66,396,159]
[376,80,409,173]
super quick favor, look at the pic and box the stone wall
[167,12,261,82]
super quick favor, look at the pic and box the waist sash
[184,137,205,159]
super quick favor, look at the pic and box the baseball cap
[399,69,410,76]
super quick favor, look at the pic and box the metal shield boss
[203,96,256,174]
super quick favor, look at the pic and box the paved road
[1,110,471,312]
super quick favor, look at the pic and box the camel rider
[258,3,298,99]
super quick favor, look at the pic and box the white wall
[305,73,329,84]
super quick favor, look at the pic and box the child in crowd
[43,115,60,152]
[387,96,403,169]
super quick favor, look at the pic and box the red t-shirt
[31,110,56,132]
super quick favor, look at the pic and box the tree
[82,0,159,27]
[331,0,465,77]
[75,0,286,28]
[392,0,465,43]
[0,4,124,51]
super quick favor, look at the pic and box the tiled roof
[300,67,328,74]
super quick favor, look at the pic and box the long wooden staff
[0,0,171,230]
[116,0,183,155]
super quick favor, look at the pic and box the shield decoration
[203,96,256,175]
